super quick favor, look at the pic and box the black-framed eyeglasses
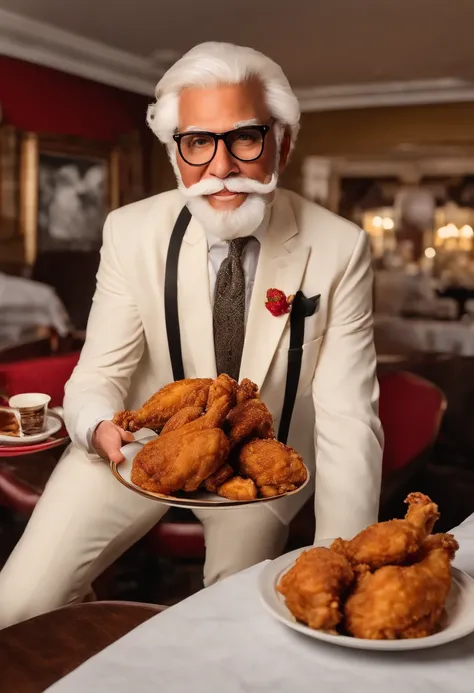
[173,120,274,166]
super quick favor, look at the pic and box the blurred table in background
[375,315,474,356]
[0,272,71,344]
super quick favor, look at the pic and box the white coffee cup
[9,393,51,435]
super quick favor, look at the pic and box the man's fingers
[93,422,132,465]
[109,449,125,465]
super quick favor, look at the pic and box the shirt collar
[206,208,270,251]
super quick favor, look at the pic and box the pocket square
[293,291,321,318]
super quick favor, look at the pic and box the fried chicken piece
[204,463,234,493]
[226,399,275,447]
[132,428,230,494]
[113,378,213,432]
[226,379,274,447]
[131,374,236,494]
[172,373,236,433]
[238,438,307,493]
[344,533,458,639]
[160,406,203,434]
[277,547,354,631]
[418,532,459,559]
[236,378,259,404]
[217,476,257,500]
[331,492,440,570]
[259,484,297,498]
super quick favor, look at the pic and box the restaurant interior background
[1,0,474,604]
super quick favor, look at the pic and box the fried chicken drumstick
[114,378,213,432]
[344,533,458,639]
[331,492,440,570]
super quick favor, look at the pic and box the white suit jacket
[64,188,383,539]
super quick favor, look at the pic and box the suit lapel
[240,193,310,388]
[178,214,217,378]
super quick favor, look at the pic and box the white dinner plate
[110,433,310,509]
[0,411,63,445]
[259,542,474,651]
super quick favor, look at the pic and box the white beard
[186,190,273,240]
[169,149,278,240]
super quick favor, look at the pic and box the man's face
[176,79,288,211]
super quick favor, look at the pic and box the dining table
[2,513,473,693]
[0,601,163,693]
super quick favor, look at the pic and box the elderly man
[0,42,383,628]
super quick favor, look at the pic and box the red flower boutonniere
[265,288,294,317]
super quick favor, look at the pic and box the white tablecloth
[0,272,71,341]
[48,516,474,693]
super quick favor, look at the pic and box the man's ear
[278,129,292,174]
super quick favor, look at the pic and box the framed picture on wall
[19,132,141,265]
[0,125,20,241]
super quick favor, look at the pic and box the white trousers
[0,444,288,630]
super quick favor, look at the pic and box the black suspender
[278,291,320,443]
[278,291,306,443]
[164,205,191,381]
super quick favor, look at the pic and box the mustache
[178,174,278,198]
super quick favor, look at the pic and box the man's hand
[92,420,135,464]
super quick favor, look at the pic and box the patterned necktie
[213,237,251,380]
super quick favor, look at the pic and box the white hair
[147,41,300,152]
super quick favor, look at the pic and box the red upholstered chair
[377,370,446,519]
[0,352,80,407]
[287,370,447,547]
[379,370,446,475]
